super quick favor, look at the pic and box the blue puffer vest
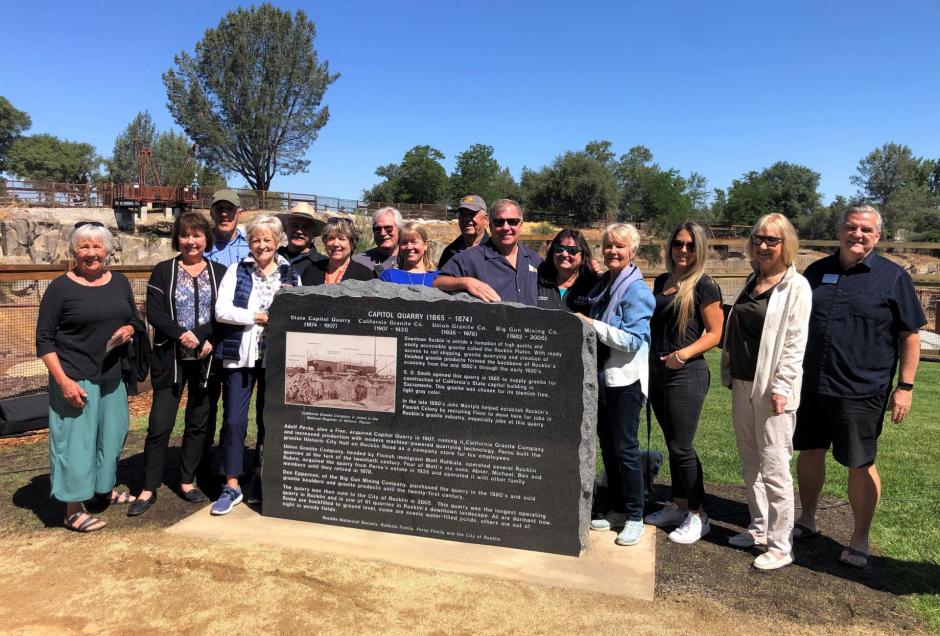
[215,259,299,361]
[215,262,255,361]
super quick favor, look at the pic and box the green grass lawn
[641,351,940,631]
[133,354,940,630]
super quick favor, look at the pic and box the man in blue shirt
[793,205,926,568]
[204,189,250,267]
[433,199,541,306]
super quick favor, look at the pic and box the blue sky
[4,1,939,203]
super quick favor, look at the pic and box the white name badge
[822,273,839,284]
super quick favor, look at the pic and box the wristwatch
[896,382,914,391]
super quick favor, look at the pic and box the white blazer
[720,264,811,410]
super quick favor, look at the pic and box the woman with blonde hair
[581,223,655,547]
[643,221,724,544]
[720,213,810,570]
[380,222,439,286]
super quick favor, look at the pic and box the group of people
[37,190,925,573]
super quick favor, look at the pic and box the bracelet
[674,351,686,365]
[896,381,914,391]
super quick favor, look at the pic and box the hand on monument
[890,388,912,423]
[255,312,269,324]
[575,313,593,326]
[464,279,501,303]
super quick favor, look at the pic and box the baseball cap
[211,188,241,208]
[457,194,487,213]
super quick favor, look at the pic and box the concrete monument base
[167,504,655,600]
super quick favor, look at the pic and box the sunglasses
[372,224,396,234]
[492,218,522,227]
[74,221,105,229]
[750,234,783,247]
[670,239,696,252]
[554,245,581,256]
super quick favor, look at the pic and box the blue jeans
[597,381,645,521]
[218,363,265,478]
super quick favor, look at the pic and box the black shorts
[793,391,888,468]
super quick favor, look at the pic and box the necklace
[402,270,429,285]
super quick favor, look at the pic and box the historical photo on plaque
[284,332,397,413]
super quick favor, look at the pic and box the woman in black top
[129,212,228,517]
[536,229,599,313]
[298,217,377,285]
[644,222,723,545]
[36,221,142,532]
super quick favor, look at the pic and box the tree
[850,143,939,235]
[685,172,709,215]
[798,195,847,239]
[520,144,620,225]
[631,169,693,233]
[0,96,32,172]
[106,111,157,184]
[151,129,227,189]
[363,145,449,204]
[724,162,821,227]
[5,134,99,183]
[448,144,520,205]
[163,3,338,191]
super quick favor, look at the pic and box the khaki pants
[731,379,796,554]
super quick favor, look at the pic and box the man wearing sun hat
[276,201,326,264]
[438,194,489,269]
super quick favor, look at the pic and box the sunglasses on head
[750,234,783,247]
[492,218,521,227]
[670,239,695,252]
[328,217,354,226]
[372,224,396,234]
[554,244,581,256]
[74,221,105,229]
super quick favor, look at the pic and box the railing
[0,265,151,399]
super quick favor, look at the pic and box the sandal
[839,547,869,569]
[103,490,136,505]
[792,523,821,541]
[64,511,106,533]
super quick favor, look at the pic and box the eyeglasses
[74,221,104,229]
[491,218,522,227]
[670,240,696,252]
[750,234,783,247]
[554,245,581,256]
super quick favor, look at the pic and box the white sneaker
[668,512,710,544]
[753,550,793,570]
[590,511,628,531]
[644,503,687,527]
[728,531,767,548]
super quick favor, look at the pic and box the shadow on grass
[693,485,940,599]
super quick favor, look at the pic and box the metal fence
[0,266,150,399]
[0,262,936,400]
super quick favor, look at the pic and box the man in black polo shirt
[437,194,489,269]
[793,205,926,568]
[433,199,541,305]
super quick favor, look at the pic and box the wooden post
[935,300,939,333]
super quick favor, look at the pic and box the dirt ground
[0,394,932,635]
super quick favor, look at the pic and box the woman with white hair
[212,215,298,515]
[721,213,810,570]
[36,221,142,532]
[580,223,655,547]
